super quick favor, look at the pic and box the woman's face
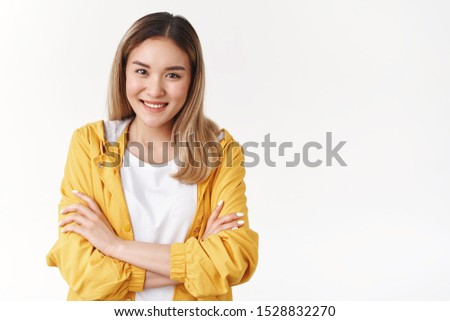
[125,37,191,133]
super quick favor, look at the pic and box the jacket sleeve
[170,140,258,298]
[46,128,145,300]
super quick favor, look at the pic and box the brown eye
[136,69,148,75]
[166,73,180,79]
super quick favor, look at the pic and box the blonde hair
[108,12,220,184]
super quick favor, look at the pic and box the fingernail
[217,200,223,206]
[232,227,239,230]
[72,190,79,194]
[61,228,66,233]
[237,220,245,225]
[59,209,65,214]
[236,212,244,217]
[58,221,62,226]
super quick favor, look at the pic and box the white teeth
[143,101,166,108]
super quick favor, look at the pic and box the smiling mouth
[140,100,169,109]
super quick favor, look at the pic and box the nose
[146,76,165,98]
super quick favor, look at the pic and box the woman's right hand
[201,200,245,240]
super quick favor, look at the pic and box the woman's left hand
[59,190,121,256]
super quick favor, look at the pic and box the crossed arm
[58,190,245,289]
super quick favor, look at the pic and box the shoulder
[217,128,240,147]
[70,120,104,144]
[218,129,244,157]
[65,120,106,155]
[217,128,245,166]
[71,117,132,143]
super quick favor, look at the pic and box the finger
[202,200,223,241]
[210,219,245,235]
[202,218,244,240]
[71,190,114,232]
[58,214,87,227]
[60,203,90,217]
[61,222,85,238]
[205,200,224,230]
[72,190,103,216]
[215,212,244,226]
[219,219,245,232]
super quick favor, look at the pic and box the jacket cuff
[170,242,187,282]
[128,265,146,292]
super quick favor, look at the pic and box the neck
[128,118,174,145]
[127,117,176,164]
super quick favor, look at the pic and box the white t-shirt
[120,148,197,300]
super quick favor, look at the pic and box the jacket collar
[97,116,230,202]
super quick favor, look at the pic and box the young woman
[46,12,258,301]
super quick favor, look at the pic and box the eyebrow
[132,60,186,71]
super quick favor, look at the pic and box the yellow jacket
[46,118,258,300]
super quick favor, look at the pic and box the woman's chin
[134,115,174,132]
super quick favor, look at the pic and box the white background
[0,0,449,301]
